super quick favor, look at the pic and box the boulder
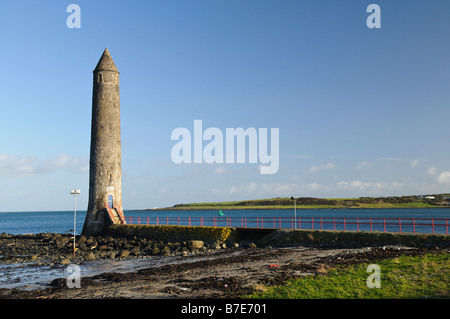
[60,258,71,265]
[84,251,95,260]
[119,249,130,258]
[162,246,171,255]
[189,240,204,250]
[131,247,140,256]
[49,278,66,288]
[151,247,160,255]
[54,235,70,249]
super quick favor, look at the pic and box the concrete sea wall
[256,229,450,248]
[104,224,450,248]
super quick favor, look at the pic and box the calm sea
[0,208,449,235]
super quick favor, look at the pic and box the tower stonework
[82,48,125,236]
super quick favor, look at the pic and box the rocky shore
[0,232,246,265]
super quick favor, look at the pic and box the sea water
[0,208,448,235]
[0,211,87,235]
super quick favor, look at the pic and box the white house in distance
[416,195,435,199]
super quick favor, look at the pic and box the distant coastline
[142,195,450,211]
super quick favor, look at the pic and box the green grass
[246,253,450,299]
[156,203,436,210]
[356,202,437,209]
[152,196,443,211]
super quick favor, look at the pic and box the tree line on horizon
[236,195,450,207]
[172,194,450,208]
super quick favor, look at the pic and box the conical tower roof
[94,48,119,72]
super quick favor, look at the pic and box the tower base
[82,207,126,236]
[81,209,113,236]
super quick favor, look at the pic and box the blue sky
[1,0,450,211]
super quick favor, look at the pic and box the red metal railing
[125,216,449,235]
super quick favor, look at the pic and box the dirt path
[0,245,440,299]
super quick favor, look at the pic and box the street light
[290,196,297,229]
[70,189,80,257]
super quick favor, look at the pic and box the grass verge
[246,252,449,299]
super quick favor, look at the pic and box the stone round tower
[82,48,125,236]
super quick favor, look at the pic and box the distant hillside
[148,194,450,211]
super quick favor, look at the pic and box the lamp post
[70,189,80,257]
[290,196,296,229]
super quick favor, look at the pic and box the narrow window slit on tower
[98,73,103,83]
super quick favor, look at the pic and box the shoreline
[0,230,449,299]
[1,242,447,299]
[138,206,450,211]
[139,195,450,211]
[138,206,450,212]
[0,246,449,300]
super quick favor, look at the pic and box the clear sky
[1,0,450,212]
